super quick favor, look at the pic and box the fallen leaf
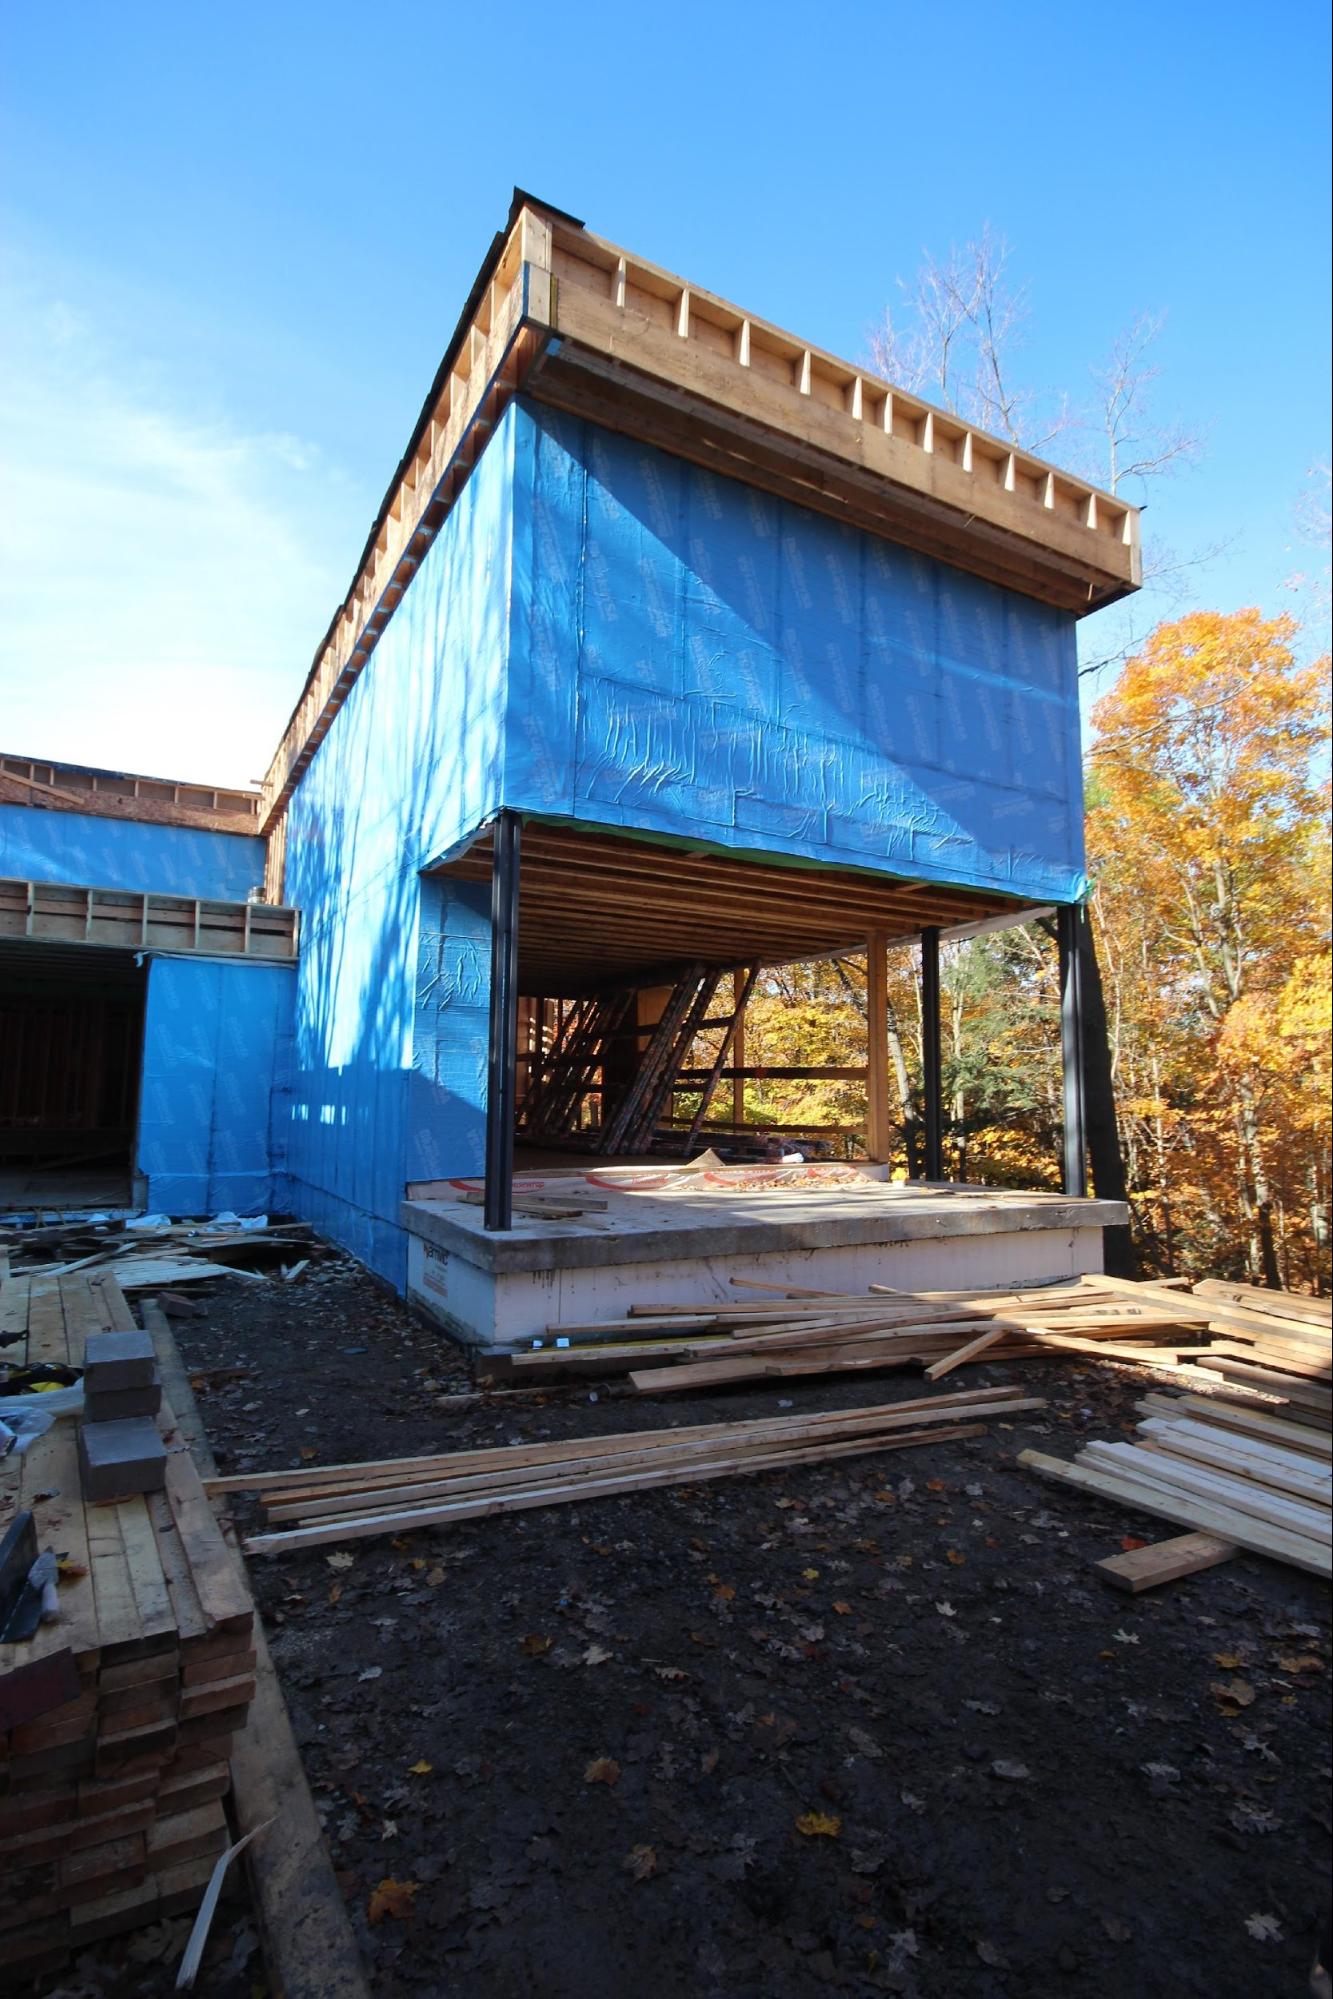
[327,1552,354,1572]
[358,1666,383,1683]
[1119,1535,1147,1551]
[1275,1654,1323,1674]
[926,1478,947,1492]
[300,1447,317,1461]
[712,1581,736,1602]
[1211,1678,1257,1709]
[520,1634,554,1657]
[623,1843,658,1880]
[1244,1912,1283,1942]
[408,1759,432,1777]
[328,1583,343,1607]
[802,1568,820,1581]
[582,1644,613,1666]
[584,1757,621,1786]
[654,1665,688,1682]
[935,1601,956,1618]
[794,1811,841,1838]
[367,1878,419,1924]
[1212,1651,1244,1670]
[1112,1629,1140,1646]
[946,1550,966,1567]
[426,1567,446,1588]
[832,1600,852,1616]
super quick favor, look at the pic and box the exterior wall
[504,398,1085,903]
[277,397,1090,1285]
[137,957,293,1214]
[278,420,515,1282]
[0,803,265,901]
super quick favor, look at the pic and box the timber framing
[434,818,1033,995]
[0,876,299,963]
[258,194,1142,842]
[1,755,260,837]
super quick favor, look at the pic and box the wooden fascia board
[535,282,1138,609]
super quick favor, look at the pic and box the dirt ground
[112,1255,1333,1996]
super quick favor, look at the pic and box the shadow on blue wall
[506,402,1084,901]
[0,805,266,901]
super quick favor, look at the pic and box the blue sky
[1,0,1328,787]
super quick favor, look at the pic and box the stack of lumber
[0,1272,256,1979]
[480,1273,1333,1402]
[215,1385,1046,1557]
[481,1276,1212,1396]
[1021,1359,1331,1581]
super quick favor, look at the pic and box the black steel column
[1057,902,1088,1197]
[920,926,944,1181]
[484,811,522,1230]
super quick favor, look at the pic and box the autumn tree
[1088,609,1331,1287]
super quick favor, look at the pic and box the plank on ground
[1018,1448,1330,1579]
[139,1299,371,1999]
[246,1424,989,1556]
[1094,1532,1236,1593]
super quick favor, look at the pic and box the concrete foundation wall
[406,1223,1108,1349]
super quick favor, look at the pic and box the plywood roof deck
[0,753,261,837]
[433,819,1031,995]
[259,194,1142,835]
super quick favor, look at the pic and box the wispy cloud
[0,262,363,787]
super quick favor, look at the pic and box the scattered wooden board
[1093,1532,1236,1594]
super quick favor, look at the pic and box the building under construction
[0,192,1139,1344]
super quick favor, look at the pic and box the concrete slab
[401,1166,1128,1348]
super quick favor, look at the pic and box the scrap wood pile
[0,1214,319,1310]
[212,1384,1046,1557]
[0,1273,257,1979]
[1021,1281,1331,1584]
[485,1272,1326,1397]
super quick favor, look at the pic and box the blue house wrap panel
[0,805,265,901]
[137,957,294,1215]
[277,397,1088,1280]
[279,419,514,1283]
[504,400,1085,901]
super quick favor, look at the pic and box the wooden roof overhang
[430,819,1035,996]
[259,194,1141,839]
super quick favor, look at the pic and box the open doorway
[0,941,147,1211]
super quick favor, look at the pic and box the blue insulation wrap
[280,431,513,1282]
[136,957,294,1215]
[277,396,1090,1287]
[0,805,266,901]
[504,400,1086,902]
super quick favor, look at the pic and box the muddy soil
[163,1256,1331,1999]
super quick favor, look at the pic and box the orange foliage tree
[1087,609,1330,1287]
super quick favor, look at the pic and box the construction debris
[1019,1282,1331,1582]
[212,1386,1045,1557]
[482,1273,1297,1395]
